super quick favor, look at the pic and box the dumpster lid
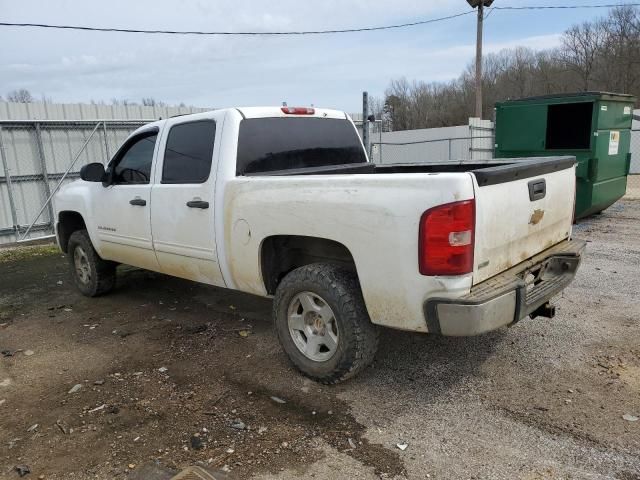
[497,91,636,106]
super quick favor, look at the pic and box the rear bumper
[424,239,586,336]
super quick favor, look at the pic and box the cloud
[0,0,569,111]
[422,33,563,61]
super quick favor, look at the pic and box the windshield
[236,117,367,175]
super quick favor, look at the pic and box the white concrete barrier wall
[369,119,494,164]
[630,109,640,174]
[0,100,209,121]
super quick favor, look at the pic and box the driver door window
[113,133,157,184]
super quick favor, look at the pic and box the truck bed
[244,156,576,187]
[238,154,577,287]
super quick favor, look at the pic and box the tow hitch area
[530,302,556,319]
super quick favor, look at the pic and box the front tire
[67,230,116,297]
[273,263,379,384]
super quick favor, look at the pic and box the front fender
[54,181,103,256]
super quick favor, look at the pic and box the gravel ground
[626,176,640,199]
[0,200,639,480]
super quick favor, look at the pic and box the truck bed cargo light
[281,107,315,115]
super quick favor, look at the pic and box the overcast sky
[0,0,620,112]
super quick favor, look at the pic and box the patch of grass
[0,244,61,263]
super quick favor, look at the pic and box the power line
[486,3,640,20]
[0,11,474,36]
[0,3,637,36]
[484,1,499,20]
[494,3,640,10]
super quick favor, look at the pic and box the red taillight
[419,200,475,276]
[281,107,315,115]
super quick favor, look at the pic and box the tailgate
[471,157,576,284]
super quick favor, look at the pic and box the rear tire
[273,263,379,384]
[67,230,116,297]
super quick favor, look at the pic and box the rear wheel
[273,263,379,384]
[67,230,116,297]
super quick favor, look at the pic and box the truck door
[150,115,225,286]
[91,128,161,271]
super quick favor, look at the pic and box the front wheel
[273,263,379,384]
[67,230,116,297]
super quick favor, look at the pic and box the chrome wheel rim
[73,246,91,285]
[287,291,339,362]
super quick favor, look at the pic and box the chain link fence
[0,120,147,244]
[368,122,495,165]
[627,129,640,199]
[370,136,496,165]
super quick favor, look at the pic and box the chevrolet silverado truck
[54,106,585,383]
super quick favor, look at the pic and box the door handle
[186,200,209,209]
[129,198,147,206]
[528,179,546,201]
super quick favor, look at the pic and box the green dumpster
[494,92,635,219]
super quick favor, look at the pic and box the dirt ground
[1,200,639,480]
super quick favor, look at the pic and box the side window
[162,120,216,184]
[113,132,158,185]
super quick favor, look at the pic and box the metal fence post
[448,138,452,161]
[0,125,19,233]
[362,91,370,157]
[102,121,110,163]
[379,121,383,164]
[34,122,55,230]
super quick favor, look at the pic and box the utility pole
[467,0,493,119]
[362,91,370,156]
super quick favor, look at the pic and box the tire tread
[273,263,379,384]
[67,229,116,297]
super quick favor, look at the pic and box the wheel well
[261,235,357,295]
[57,211,86,253]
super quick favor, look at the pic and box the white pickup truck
[54,106,585,383]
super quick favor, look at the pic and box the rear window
[236,117,366,175]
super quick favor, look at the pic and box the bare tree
[560,21,606,91]
[141,97,166,107]
[383,6,640,131]
[7,89,34,103]
[385,78,413,131]
[599,6,640,93]
[532,49,567,95]
[111,98,135,106]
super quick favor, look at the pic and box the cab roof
[131,106,350,137]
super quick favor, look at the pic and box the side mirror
[80,162,106,182]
